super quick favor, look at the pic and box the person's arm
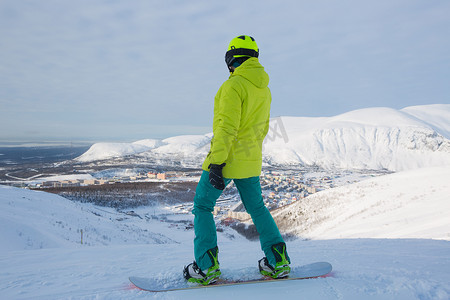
[209,82,242,165]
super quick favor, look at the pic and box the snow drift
[75,104,450,172]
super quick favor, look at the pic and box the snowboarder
[183,35,290,285]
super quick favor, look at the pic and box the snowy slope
[1,166,450,299]
[272,166,450,240]
[75,105,450,171]
[0,185,181,254]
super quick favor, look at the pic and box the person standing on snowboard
[183,35,290,285]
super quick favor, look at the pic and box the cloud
[1,0,449,141]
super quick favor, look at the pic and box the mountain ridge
[75,104,450,171]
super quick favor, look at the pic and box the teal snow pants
[192,170,288,270]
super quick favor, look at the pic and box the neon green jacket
[202,57,271,179]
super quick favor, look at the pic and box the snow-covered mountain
[75,139,164,162]
[402,104,450,138]
[1,166,449,299]
[75,135,211,163]
[264,104,450,171]
[75,104,450,171]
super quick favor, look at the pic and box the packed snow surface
[1,166,449,299]
[75,104,450,171]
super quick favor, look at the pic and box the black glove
[208,163,226,190]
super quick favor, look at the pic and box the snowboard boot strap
[184,247,221,285]
[204,246,221,284]
[271,242,291,278]
[259,242,291,279]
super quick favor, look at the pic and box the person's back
[202,56,271,179]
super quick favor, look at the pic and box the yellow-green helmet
[225,35,259,68]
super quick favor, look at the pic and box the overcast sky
[1,0,449,143]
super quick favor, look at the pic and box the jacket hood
[231,57,269,88]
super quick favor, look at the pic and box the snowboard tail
[129,262,332,292]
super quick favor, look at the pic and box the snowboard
[129,261,332,292]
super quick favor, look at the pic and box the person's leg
[233,176,289,267]
[192,170,230,270]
